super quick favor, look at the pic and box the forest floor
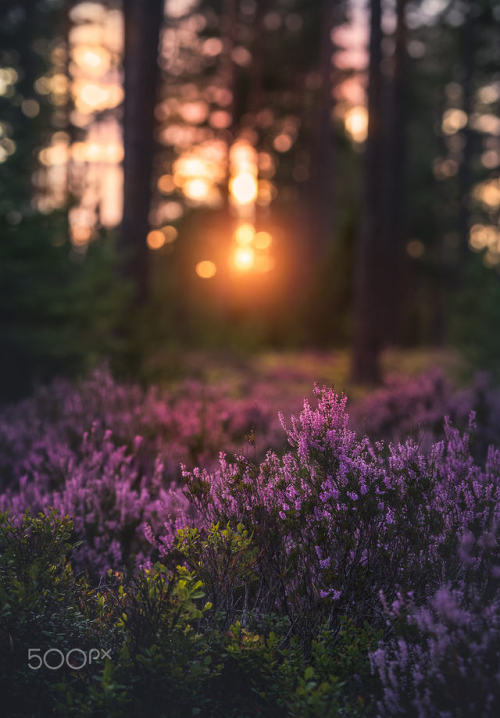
[146,345,466,405]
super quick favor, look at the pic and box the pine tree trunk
[458,2,474,267]
[308,0,336,259]
[220,0,238,214]
[384,0,408,345]
[247,0,267,117]
[121,0,164,303]
[352,0,384,383]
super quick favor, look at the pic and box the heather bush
[0,368,278,486]
[370,518,500,717]
[1,376,499,716]
[151,388,499,634]
[0,425,191,574]
[0,368,279,574]
[352,369,500,456]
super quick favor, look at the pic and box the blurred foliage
[0,0,498,393]
[450,257,500,378]
[0,213,129,400]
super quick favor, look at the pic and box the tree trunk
[458,1,474,268]
[220,0,238,214]
[351,0,384,383]
[121,0,164,303]
[16,4,39,209]
[307,0,336,259]
[383,0,408,345]
[247,0,267,118]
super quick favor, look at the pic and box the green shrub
[0,512,115,716]
[0,513,376,717]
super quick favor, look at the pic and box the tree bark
[458,1,474,268]
[247,0,267,118]
[307,0,336,260]
[351,0,384,383]
[383,0,408,345]
[121,0,164,303]
[220,0,238,213]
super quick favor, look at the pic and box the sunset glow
[232,246,255,272]
[183,177,211,202]
[344,106,368,143]
[230,173,258,206]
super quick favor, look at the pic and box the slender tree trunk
[307,0,336,259]
[247,0,267,118]
[17,5,38,209]
[427,92,450,346]
[64,0,76,216]
[351,0,384,383]
[221,0,238,147]
[222,0,238,130]
[300,0,336,343]
[384,0,408,345]
[219,0,239,221]
[248,0,268,239]
[121,0,164,303]
[458,1,474,268]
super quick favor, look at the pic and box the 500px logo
[28,648,112,670]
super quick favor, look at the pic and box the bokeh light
[473,179,500,209]
[161,225,179,244]
[344,106,368,143]
[230,172,258,205]
[254,231,272,250]
[273,134,293,153]
[147,230,166,250]
[441,108,467,135]
[183,177,211,201]
[157,174,176,193]
[195,260,217,278]
[232,246,255,272]
[407,239,425,258]
[234,223,255,246]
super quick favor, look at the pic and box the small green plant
[175,522,258,620]
[0,512,114,716]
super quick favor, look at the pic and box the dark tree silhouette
[352,0,384,383]
[247,0,267,117]
[222,0,238,127]
[307,0,337,258]
[384,0,408,344]
[458,0,475,268]
[219,0,238,213]
[121,0,164,303]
